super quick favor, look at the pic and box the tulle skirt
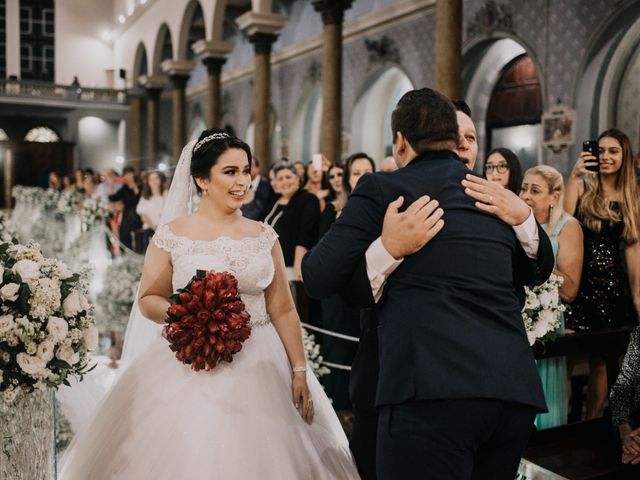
[59,322,359,479]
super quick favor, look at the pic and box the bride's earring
[202,189,208,197]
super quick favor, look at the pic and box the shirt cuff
[366,237,404,303]
[512,210,539,259]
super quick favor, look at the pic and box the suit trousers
[350,407,378,480]
[377,399,537,480]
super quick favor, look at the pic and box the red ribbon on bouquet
[163,270,252,372]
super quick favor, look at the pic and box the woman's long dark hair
[484,147,523,194]
[141,171,167,199]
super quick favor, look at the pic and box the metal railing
[0,79,127,104]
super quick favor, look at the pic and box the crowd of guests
[46,166,168,253]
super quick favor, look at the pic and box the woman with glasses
[317,154,375,414]
[520,165,584,429]
[483,147,523,194]
[564,128,640,420]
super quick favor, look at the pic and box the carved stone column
[192,40,233,129]
[434,0,462,99]
[236,11,287,175]
[139,75,166,167]
[162,60,195,162]
[312,0,353,164]
[127,88,143,168]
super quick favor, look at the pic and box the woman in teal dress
[520,165,584,429]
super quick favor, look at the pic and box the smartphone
[312,153,323,172]
[582,140,600,173]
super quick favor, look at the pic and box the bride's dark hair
[190,128,252,194]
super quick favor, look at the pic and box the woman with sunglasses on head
[564,128,640,420]
[483,147,523,194]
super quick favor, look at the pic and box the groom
[302,88,549,479]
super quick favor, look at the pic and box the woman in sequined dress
[564,128,640,420]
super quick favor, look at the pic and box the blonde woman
[520,165,584,429]
[564,128,640,420]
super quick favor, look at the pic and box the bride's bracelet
[292,365,307,373]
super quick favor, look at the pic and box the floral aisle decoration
[0,211,17,243]
[96,253,144,334]
[302,327,330,378]
[0,238,98,479]
[79,195,109,229]
[522,273,565,346]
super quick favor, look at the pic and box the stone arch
[132,42,148,81]
[289,84,322,164]
[177,0,206,61]
[462,34,545,168]
[349,65,414,163]
[152,23,174,75]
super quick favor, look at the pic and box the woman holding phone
[564,128,640,420]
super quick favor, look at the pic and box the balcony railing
[0,79,127,104]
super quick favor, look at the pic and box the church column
[312,0,353,164]
[162,61,196,162]
[434,0,462,99]
[192,40,233,129]
[127,88,143,169]
[236,12,287,176]
[139,75,166,167]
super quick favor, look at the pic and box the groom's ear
[395,131,408,158]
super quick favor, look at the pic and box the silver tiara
[193,133,231,152]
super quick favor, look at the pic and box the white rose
[37,340,55,362]
[26,342,37,355]
[62,291,83,317]
[83,325,99,351]
[16,353,46,376]
[0,314,14,335]
[0,264,4,280]
[56,345,80,365]
[47,316,69,342]
[58,263,72,279]
[0,283,19,302]
[79,293,90,312]
[538,290,553,310]
[13,259,40,281]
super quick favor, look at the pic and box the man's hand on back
[381,196,444,260]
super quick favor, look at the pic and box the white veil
[119,140,198,369]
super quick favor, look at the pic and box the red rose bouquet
[163,270,251,372]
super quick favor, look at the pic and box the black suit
[241,177,275,221]
[302,150,554,480]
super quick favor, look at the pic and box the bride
[59,129,360,479]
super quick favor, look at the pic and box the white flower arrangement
[0,239,97,403]
[522,273,566,346]
[56,190,82,215]
[96,254,143,333]
[79,195,109,227]
[302,327,330,378]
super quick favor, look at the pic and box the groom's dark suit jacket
[302,150,550,411]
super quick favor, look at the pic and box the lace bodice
[152,223,279,328]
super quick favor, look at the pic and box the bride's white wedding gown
[60,223,359,479]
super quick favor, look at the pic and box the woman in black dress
[564,128,640,419]
[317,154,375,413]
[264,162,320,282]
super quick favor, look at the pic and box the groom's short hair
[391,88,458,154]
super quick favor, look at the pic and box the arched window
[24,126,59,142]
[486,54,542,171]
